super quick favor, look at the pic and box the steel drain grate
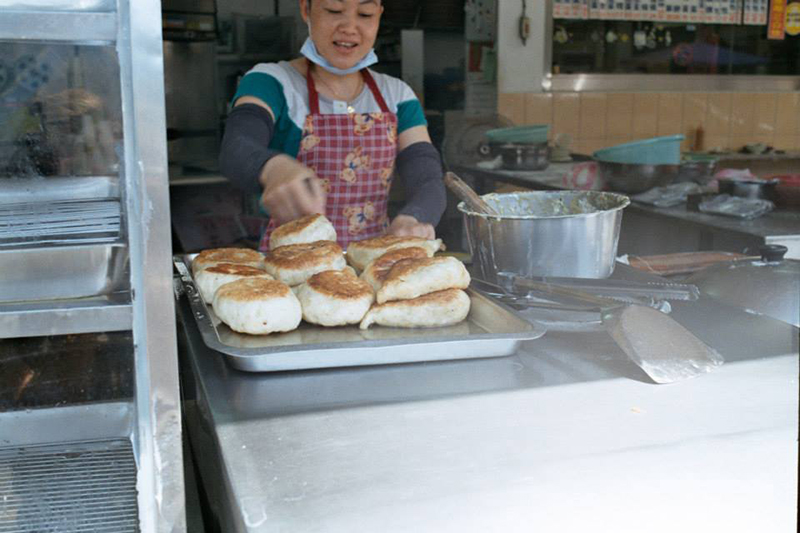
[0,439,139,532]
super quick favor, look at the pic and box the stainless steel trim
[0,402,133,447]
[542,0,554,91]
[118,0,185,529]
[0,177,120,205]
[0,0,115,10]
[175,256,546,373]
[0,295,132,339]
[0,12,117,43]
[549,74,800,93]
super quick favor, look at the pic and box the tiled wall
[497,91,800,155]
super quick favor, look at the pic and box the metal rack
[0,0,184,531]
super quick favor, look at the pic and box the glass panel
[552,20,800,75]
[0,42,123,178]
[0,0,116,12]
[0,331,134,411]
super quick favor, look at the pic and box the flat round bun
[296,270,375,327]
[194,263,274,304]
[360,246,431,292]
[264,241,346,286]
[376,256,471,304]
[346,236,443,271]
[212,278,301,335]
[192,247,264,275]
[360,289,471,330]
[270,214,337,250]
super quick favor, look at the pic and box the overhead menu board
[558,0,746,24]
[553,0,589,19]
[743,0,769,24]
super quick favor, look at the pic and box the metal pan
[174,256,546,372]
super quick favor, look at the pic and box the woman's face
[301,0,383,71]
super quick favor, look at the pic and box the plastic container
[593,135,685,165]
[485,125,549,145]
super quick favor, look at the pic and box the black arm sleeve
[218,103,282,194]
[395,141,447,226]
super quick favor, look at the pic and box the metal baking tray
[174,255,545,372]
[0,243,128,303]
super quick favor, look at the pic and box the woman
[219,0,447,250]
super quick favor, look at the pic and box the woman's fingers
[387,215,435,239]
[299,177,326,215]
[262,176,327,224]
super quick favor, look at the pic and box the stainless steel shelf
[0,293,132,339]
[0,11,117,43]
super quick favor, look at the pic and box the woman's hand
[388,214,435,239]
[259,154,326,225]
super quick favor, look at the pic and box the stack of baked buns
[190,214,472,335]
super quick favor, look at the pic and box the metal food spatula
[510,276,724,384]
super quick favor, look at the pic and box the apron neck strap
[305,59,390,115]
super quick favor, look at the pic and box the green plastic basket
[594,135,684,165]
[485,125,549,145]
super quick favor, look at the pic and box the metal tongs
[499,272,699,309]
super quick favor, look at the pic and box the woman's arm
[388,125,447,239]
[219,96,325,223]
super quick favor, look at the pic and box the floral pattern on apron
[260,62,398,251]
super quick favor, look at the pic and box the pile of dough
[264,241,347,286]
[360,289,471,330]
[195,263,274,304]
[192,247,264,275]
[213,278,301,335]
[295,269,374,327]
[270,214,336,250]
[346,235,443,271]
[376,256,470,304]
[360,246,430,292]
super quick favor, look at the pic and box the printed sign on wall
[784,1,800,34]
[768,0,788,38]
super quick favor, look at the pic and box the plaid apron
[259,64,398,251]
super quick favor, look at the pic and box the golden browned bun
[360,289,471,329]
[214,278,292,301]
[376,256,471,304]
[203,263,269,276]
[306,269,374,300]
[264,241,347,286]
[360,246,431,292]
[194,263,274,304]
[191,247,264,275]
[296,270,375,326]
[212,278,301,335]
[270,214,337,250]
[346,236,444,271]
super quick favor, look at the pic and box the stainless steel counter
[621,203,800,258]
[177,267,798,532]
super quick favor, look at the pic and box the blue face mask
[300,36,378,76]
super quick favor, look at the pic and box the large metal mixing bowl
[459,191,630,283]
[597,160,680,193]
